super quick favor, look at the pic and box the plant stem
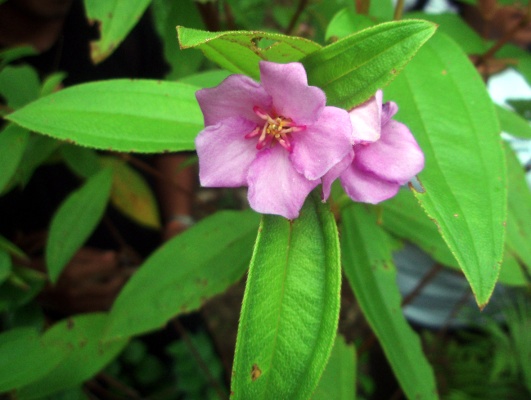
[285,0,309,35]
[394,0,405,21]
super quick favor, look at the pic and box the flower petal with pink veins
[196,117,258,187]
[259,61,326,125]
[290,106,353,181]
[196,75,272,126]
[247,147,319,219]
[340,164,400,204]
[355,119,425,184]
[349,90,383,144]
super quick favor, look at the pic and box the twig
[401,263,444,307]
[285,0,309,35]
[394,0,405,21]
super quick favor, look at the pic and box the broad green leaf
[341,203,438,400]
[407,12,487,54]
[0,65,39,109]
[100,156,160,229]
[0,124,29,194]
[504,144,531,275]
[177,27,322,79]
[0,327,65,392]
[16,314,128,399]
[45,168,113,283]
[60,145,102,178]
[7,79,202,153]
[382,190,526,286]
[152,0,204,79]
[179,69,231,88]
[40,72,66,97]
[231,193,341,400]
[0,46,36,70]
[105,210,260,340]
[325,8,375,41]
[16,134,61,187]
[386,32,507,307]
[313,334,357,400]
[302,19,436,109]
[500,249,528,286]
[0,249,11,285]
[84,0,151,63]
[497,105,531,138]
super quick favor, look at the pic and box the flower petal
[196,75,272,126]
[259,61,326,125]
[247,147,319,219]
[290,106,353,181]
[349,90,383,144]
[354,119,424,184]
[321,150,354,200]
[381,100,399,126]
[340,164,400,204]
[196,117,258,187]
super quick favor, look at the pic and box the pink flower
[195,61,353,219]
[322,90,424,203]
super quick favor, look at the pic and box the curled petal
[349,90,383,144]
[196,117,258,187]
[355,120,424,184]
[321,150,354,200]
[247,147,319,219]
[291,106,353,181]
[259,61,326,125]
[196,74,272,126]
[381,100,399,126]
[340,164,400,204]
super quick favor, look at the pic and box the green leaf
[45,168,113,283]
[151,0,204,79]
[0,236,27,260]
[0,124,29,194]
[40,72,66,97]
[385,32,507,307]
[325,8,376,41]
[313,334,357,400]
[7,79,203,153]
[177,27,322,79]
[341,203,438,400]
[406,12,487,54]
[498,44,531,88]
[16,314,128,399]
[497,105,531,139]
[302,19,436,109]
[504,144,531,276]
[0,327,64,392]
[0,46,36,70]
[100,156,160,229]
[60,145,102,178]
[231,192,341,399]
[0,65,40,108]
[0,249,11,285]
[105,210,260,340]
[16,134,61,187]
[507,98,531,120]
[178,69,231,88]
[0,267,46,312]
[83,0,151,63]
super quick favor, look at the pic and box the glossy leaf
[231,192,341,400]
[0,124,29,194]
[504,144,531,275]
[7,79,203,153]
[341,203,438,400]
[100,156,160,229]
[497,105,531,139]
[84,0,151,63]
[105,210,260,340]
[0,65,39,108]
[382,190,526,286]
[45,168,113,283]
[302,19,436,109]
[313,334,357,400]
[177,27,321,79]
[16,314,128,399]
[0,327,64,393]
[385,32,507,307]
[152,0,204,79]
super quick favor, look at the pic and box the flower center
[245,106,305,152]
